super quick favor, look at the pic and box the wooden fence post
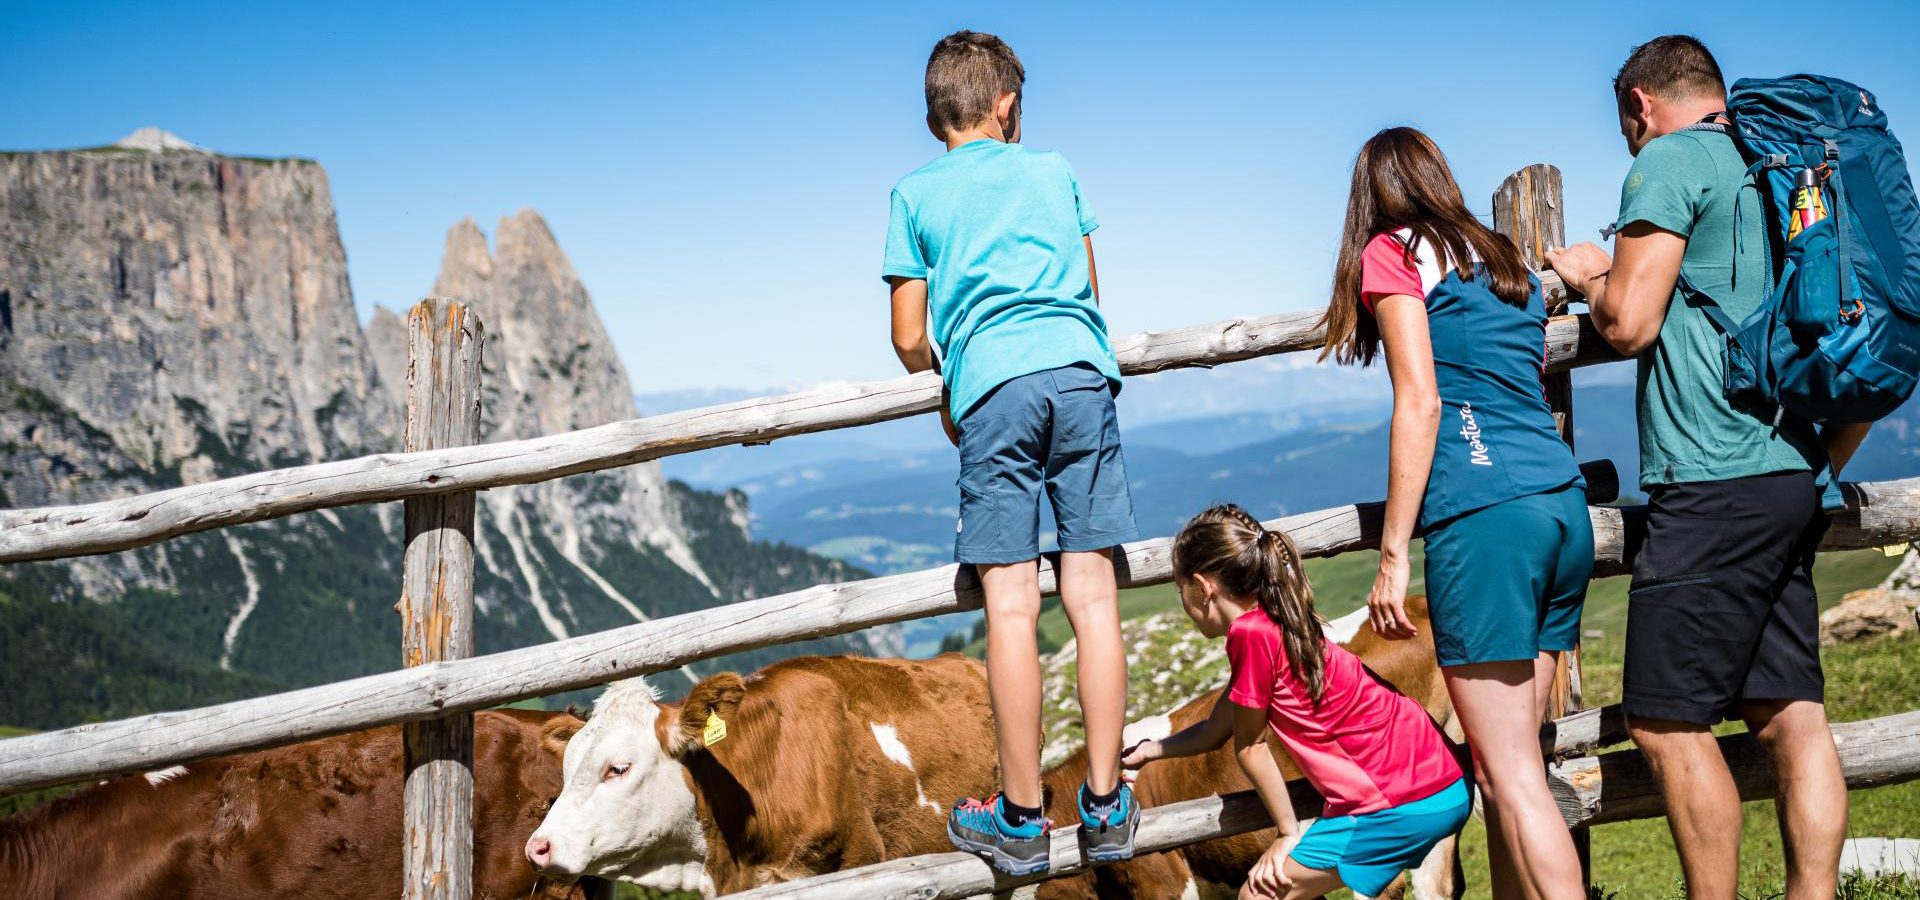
[1493,164,1593,884]
[401,298,484,900]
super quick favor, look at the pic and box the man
[1547,35,1872,900]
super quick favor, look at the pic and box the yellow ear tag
[1882,543,1911,557]
[702,710,727,747]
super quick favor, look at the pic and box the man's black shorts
[1623,470,1829,725]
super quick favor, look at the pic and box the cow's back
[682,653,997,891]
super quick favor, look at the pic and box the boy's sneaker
[946,794,1050,876]
[1077,782,1140,863]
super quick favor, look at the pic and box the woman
[1319,127,1592,900]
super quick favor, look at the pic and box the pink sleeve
[1359,233,1425,313]
[1225,616,1277,710]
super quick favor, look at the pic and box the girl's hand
[1368,552,1418,640]
[1120,738,1160,770]
[1242,834,1298,898]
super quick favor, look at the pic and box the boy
[883,30,1139,874]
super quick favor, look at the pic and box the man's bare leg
[1743,699,1846,900]
[1629,717,1743,900]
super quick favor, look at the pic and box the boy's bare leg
[1058,548,1125,796]
[1629,717,1742,900]
[980,559,1045,809]
[1742,699,1846,900]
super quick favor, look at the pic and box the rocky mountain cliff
[0,132,876,729]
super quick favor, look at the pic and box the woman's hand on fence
[1121,738,1161,770]
[1367,553,1419,640]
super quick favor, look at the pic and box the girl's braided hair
[1171,504,1328,701]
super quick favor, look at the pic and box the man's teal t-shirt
[882,139,1119,422]
[1616,128,1820,487]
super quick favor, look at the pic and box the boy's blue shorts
[1422,483,1593,667]
[954,363,1138,565]
[1289,777,1471,897]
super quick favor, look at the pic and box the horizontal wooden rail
[0,295,1609,565]
[2,471,1912,794]
[725,710,1920,900]
[1552,709,1920,828]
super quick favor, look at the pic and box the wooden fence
[3,163,1918,900]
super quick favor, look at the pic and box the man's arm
[1824,422,1874,474]
[1547,222,1689,356]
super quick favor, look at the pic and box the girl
[1320,127,1593,899]
[1122,505,1469,900]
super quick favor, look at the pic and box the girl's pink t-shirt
[1225,607,1464,817]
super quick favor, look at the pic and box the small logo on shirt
[1459,403,1493,467]
[1626,172,1645,193]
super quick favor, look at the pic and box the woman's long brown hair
[1172,504,1327,702]
[1319,127,1532,366]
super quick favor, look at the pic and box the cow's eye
[603,763,631,780]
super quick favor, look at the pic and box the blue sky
[5,0,1917,394]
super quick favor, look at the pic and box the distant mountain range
[644,358,1920,653]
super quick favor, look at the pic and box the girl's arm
[1232,702,1301,897]
[1370,294,1439,640]
[1121,691,1233,768]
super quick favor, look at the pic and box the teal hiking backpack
[1712,75,1920,431]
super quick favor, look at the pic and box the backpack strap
[1825,140,1866,319]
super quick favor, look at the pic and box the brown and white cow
[1038,598,1463,900]
[0,709,600,900]
[526,652,999,895]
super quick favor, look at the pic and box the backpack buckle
[1765,153,1792,168]
[1840,298,1865,324]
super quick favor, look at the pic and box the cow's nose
[526,836,552,869]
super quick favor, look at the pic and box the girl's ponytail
[1172,504,1329,702]
[1251,527,1326,702]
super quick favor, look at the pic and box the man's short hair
[925,30,1024,137]
[1614,35,1726,113]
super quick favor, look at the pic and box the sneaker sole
[947,820,1050,876]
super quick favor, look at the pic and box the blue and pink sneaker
[946,794,1051,875]
[1077,782,1140,863]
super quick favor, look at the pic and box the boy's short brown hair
[1614,34,1725,114]
[925,30,1024,138]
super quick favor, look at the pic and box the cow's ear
[670,672,746,759]
[540,715,586,758]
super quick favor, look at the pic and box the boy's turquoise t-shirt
[882,139,1120,422]
[1616,128,1820,487]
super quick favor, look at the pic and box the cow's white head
[525,678,710,894]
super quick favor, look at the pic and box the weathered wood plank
[1543,703,1629,760]
[731,712,1920,900]
[3,472,1914,795]
[0,304,1612,565]
[1550,710,1920,828]
[399,299,482,900]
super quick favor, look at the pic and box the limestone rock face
[0,140,398,601]
[1821,588,1920,645]
[364,213,719,642]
